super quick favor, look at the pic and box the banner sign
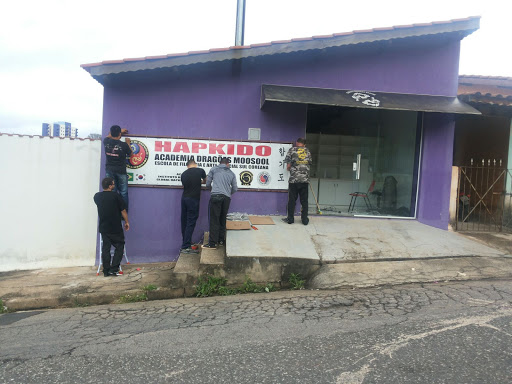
[125,137,292,190]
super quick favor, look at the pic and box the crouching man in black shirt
[94,177,130,276]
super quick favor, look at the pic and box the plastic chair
[348,180,376,213]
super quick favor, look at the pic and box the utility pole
[235,0,246,46]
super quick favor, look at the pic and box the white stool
[96,234,130,275]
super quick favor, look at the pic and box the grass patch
[119,293,148,303]
[288,273,305,290]
[195,275,278,297]
[0,299,6,314]
[240,278,276,294]
[142,284,157,292]
[72,299,90,308]
[195,275,227,297]
[118,285,157,303]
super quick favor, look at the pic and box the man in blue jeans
[103,125,132,210]
[180,159,206,254]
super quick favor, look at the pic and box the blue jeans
[105,171,129,210]
[181,197,200,249]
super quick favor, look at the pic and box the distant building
[42,121,78,138]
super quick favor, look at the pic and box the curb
[5,288,198,311]
[308,256,512,289]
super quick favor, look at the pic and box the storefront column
[417,113,455,230]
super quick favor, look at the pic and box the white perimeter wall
[0,135,101,271]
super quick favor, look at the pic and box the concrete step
[174,252,201,275]
[200,245,225,265]
[308,256,512,289]
[200,232,225,265]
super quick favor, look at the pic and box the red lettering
[192,142,207,153]
[237,145,253,156]
[227,144,235,155]
[255,145,271,156]
[155,141,172,152]
[173,142,190,153]
[209,143,226,155]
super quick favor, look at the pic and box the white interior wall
[0,135,101,272]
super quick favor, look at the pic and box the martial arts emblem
[240,171,253,186]
[257,172,271,186]
[127,140,149,169]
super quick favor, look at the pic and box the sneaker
[181,247,199,254]
[201,243,216,249]
[281,218,293,224]
[108,270,123,276]
[302,218,309,226]
[218,240,225,246]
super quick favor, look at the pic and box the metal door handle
[356,153,361,180]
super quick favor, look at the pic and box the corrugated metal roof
[458,75,512,107]
[82,16,480,84]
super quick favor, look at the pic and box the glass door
[349,110,420,218]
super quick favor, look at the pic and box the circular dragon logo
[126,140,149,169]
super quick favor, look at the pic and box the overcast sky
[0,0,510,137]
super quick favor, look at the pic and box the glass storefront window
[306,106,421,218]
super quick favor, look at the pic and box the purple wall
[417,114,456,229]
[101,39,461,262]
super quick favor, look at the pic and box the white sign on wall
[126,137,292,190]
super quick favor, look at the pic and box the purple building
[82,17,481,263]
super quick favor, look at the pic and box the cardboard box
[226,221,252,230]
[248,216,275,225]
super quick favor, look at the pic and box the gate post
[449,166,460,230]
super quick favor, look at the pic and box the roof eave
[82,17,480,82]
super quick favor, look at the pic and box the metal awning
[261,84,481,115]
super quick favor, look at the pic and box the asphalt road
[1,279,512,383]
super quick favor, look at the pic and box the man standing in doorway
[94,177,130,276]
[180,159,206,254]
[203,157,238,249]
[283,137,313,225]
[104,125,132,210]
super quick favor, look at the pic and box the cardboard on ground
[248,216,275,225]
[226,221,252,230]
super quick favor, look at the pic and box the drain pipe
[235,0,246,46]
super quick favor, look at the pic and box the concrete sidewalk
[0,263,190,311]
[1,217,511,312]
[227,217,507,262]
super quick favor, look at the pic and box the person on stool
[94,177,130,276]
[103,125,132,210]
[283,137,312,225]
[203,157,238,249]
